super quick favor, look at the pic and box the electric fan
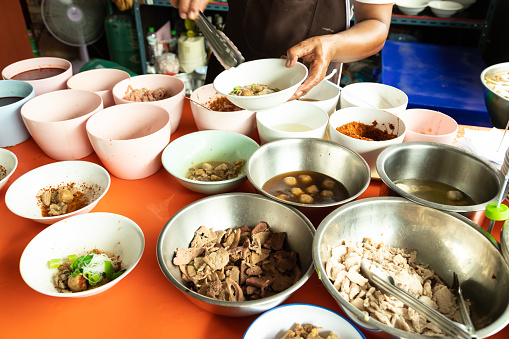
[41,0,108,72]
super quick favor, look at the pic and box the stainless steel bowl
[156,193,315,317]
[246,138,371,210]
[501,221,509,266]
[376,142,504,217]
[313,197,509,338]
[481,62,509,129]
[173,71,206,96]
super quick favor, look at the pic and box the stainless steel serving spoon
[184,95,212,111]
[360,260,474,339]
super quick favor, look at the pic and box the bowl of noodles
[481,62,509,129]
[190,84,256,136]
[213,58,308,111]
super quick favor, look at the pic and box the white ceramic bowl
[214,58,308,111]
[161,130,260,195]
[299,80,341,140]
[398,108,458,144]
[112,74,185,133]
[396,0,429,15]
[2,57,73,96]
[67,68,131,108]
[5,161,111,225]
[329,107,406,178]
[243,303,366,339]
[256,101,329,145]
[190,83,256,136]
[0,148,18,191]
[86,102,171,180]
[0,80,35,147]
[429,0,463,17]
[340,82,408,115]
[19,212,145,297]
[21,89,104,160]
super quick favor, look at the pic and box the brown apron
[205,0,347,85]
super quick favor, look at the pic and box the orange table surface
[1,101,508,338]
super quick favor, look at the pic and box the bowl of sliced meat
[313,196,509,338]
[156,192,315,316]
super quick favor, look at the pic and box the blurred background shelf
[133,0,499,75]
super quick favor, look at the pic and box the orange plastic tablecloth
[1,101,507,338]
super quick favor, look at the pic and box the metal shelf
[133,0,497,74]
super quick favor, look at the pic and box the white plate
[243,303,365,339]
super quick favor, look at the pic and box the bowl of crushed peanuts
[161,130,259,195]
[112,74,185,133]
[243,303,365,339]
[5,160,110,225]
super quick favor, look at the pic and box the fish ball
[291,187,304,196]
[283,176,298,186]
[447,190,463,201]
[321,179,335,190]
[305,185,319,194]
[299,194,314,204]
[298,174,313,184]
[321,190,334,198]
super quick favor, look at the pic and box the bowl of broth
[376,141,505,218]
[246,138,370,223]
[2,57,72,96]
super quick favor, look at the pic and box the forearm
[323,17,391,63]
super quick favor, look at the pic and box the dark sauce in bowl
[263,170,350,204]
[10,67,66,81]
[0,96,24,107]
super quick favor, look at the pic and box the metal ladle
[360,260,474,339]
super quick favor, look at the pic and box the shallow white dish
[243,303,366,339]
[5,161,110,225]
[19,212,145,297]
[396,0,429,15]
[0,148,18,191]
[214,58,308,111]
[429,0,462,17]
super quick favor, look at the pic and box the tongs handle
[194,11,244,69]
[370,273,473,339]
[453,273,478,338]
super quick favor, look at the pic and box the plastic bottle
[146,27,159,67]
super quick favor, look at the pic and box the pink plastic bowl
[67,68,131,108]
[2,57,72,96]
[21,89,103,160]
[190,84,256,136]
[86,102,171,180]
[112,74,185,133]
[398,108,458,145]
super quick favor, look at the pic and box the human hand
[284,35,335,100]
[168,0,209,20]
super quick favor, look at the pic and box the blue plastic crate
[381,40,491,127]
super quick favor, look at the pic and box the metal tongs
[194,11,245,70]
[360,260,476,339]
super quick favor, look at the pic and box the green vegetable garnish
[70,254,94,277]
[67,254,78,262]
[275,88,281,92]
[48,259,61,269]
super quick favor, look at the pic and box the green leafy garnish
[48,258,61,269]
[67,254,78,262]
[275,88,281,92]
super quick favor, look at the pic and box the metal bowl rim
[480,62,509,104]
[246,138,371,208]
[313,196,509,338]
[156,192,316,308]
[376,141,505,212]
